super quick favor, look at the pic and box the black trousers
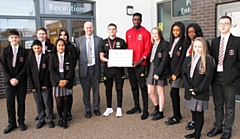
[104,72,124,108]
[128,65,148,110]
[5,83,27,125]
[212,72,236,133]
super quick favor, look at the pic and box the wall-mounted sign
[173,0,191,17]
[40,0,94,15]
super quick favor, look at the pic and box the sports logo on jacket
[138,34,142,40]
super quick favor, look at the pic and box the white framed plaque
[108,49,133,67]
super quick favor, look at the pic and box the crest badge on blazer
[20,57,24,62]
[42,63,46,69]
[229,49,234,56]
[158,53,162,58]
[199,68,204,74]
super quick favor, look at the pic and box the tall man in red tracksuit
[125,12,152,120]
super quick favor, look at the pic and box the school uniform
[100,37,127,108]
[0,45,28,126]
[27,53,53,123]
[147,40,170,86]
[182,54,215,139]
[43,41,54,56]
[209,33,240,134]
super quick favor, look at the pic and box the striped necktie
[12,47,17,68]
[218,37,225,66]
[59,55,63,70]
[87,37,92,64]
[150,43,158,63]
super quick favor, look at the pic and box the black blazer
[27,54,50,92]
[147,40,170,80]
[0,45,28,85]
[169,40,187,78]
[49,53,75,89]
[210,34,240,87]
[66,42,77,67]
[45,41,54,55]
[182,56,215,100]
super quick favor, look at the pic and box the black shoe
[151,112,164,121]
[61,120,68,129]
[66,112,72,121]
[3,124,17,134]
[150,109,158,117]
[141,110,149,120]
[165,117,180,125]
[186,121,195,130]
[48,121,55,128]
[19,123,27,131]
[85,111,91,118]
[184,133,195,139]
[36,121,46,129]
[94,110,101,116]
[52,113,56,119]
[207,127,223,137]
[220,132,231,139]
[58,118,63,127]
[126,107,141,114]
[35,116,39,121]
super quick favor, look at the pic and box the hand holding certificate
[108,49,133,67]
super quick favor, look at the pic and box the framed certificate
[108,49,133,67]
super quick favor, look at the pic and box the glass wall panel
[0,19,36,38]
[40,0,94,15]
[0,0,35,16]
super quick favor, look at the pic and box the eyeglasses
[219,22,230,26]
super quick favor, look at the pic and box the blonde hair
[192,37,209,74]
[151,27,164,44]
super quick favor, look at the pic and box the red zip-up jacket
[126,26,152,66]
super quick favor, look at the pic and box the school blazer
[210,34,240,87]
[27,54,50,92]
[49,53,75,89]
[66,42,77,67]
[147,40,170,80]
[0,45,28,85]
[45,41,54,55]
[182,56,215,100]
[169,40,187,78]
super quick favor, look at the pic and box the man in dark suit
[0,30,28,134]
[207,15,240,139]
[75,21,103,118]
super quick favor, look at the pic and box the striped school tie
[59,55,63,70]
[218,37,225,66]
[12,47,17,68]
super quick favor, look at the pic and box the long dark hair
[59,29,70,44]
[54,38,68,54]
[185,23,204,47]
[169,22,185,50]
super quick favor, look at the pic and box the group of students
[0,12,239,139]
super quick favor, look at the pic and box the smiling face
[84,22,94,36]
[108,25,117,38]
[172,25,181,38]
[59,31,68,41]
[188,27,196,41]
[56,40,65,54]
[193,40,203,55]
[151,29,160,41]
[37,30,47,42]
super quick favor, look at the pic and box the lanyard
[108,37,117,49]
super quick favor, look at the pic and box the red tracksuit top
[126,26,152,66]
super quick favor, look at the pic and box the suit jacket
[182,56,215,100]
[0,45,28,85]
[147,40,170,80]
[75,35,103,78]
[49,53,75,89]
[210,34,240,87]
[27,54,50,92]
[66,42,77,67]
[169,40,187,78]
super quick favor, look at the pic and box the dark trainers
[186,121,195,130]
[126,107,141,114]
[150,109,158,117]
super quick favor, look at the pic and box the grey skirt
[147,62,168,86]
[170,77,184,88]
[184,97,208,112]
[52,72,73,97]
